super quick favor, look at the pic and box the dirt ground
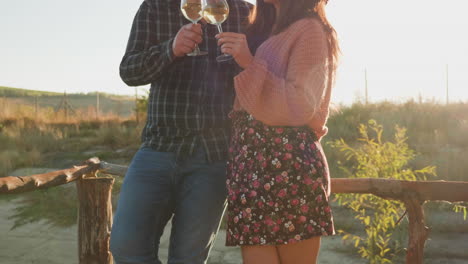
[1,168,467,264]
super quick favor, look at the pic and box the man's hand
[172,23,203,58]
[216,32,253,69]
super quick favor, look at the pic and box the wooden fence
[1,158,467,264]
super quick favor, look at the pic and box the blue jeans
[110,146,228,264]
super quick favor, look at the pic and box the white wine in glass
[202,0,232,62]
[181,0,208,56]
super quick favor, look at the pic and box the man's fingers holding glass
[173,24,203,57]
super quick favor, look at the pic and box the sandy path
[4,198,467,264]
[0,197,362,264]
[1,167,466,263]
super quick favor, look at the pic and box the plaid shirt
[120,0,252,162]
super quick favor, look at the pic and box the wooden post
[403,194,430,264]
[76,177,114,264]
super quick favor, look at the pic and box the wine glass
[181,0,208,56]
[202,0,232,62]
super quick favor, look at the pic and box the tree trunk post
[403,193,430,264]
[76,177,114,264]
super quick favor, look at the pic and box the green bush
[330,120,436,263]
[324,101,468,182]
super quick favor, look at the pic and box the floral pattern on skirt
[226,111,335,246]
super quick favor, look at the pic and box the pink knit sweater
[233,18,332,140]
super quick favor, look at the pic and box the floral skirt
[225,111,335,246]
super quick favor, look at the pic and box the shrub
[330,120,436,263]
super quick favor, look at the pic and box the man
[109,0,252,263]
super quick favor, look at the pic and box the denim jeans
[110,146,228,264]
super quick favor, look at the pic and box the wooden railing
[1,158,467,264]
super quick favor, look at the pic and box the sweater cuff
[234,58,269,110]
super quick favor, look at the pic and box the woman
[216,0,339,263]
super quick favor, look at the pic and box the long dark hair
[247,0,340,87]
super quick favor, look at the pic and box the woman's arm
[234,22,329,126]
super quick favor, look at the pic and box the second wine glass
[181,0,208,56]
[202,0,232,62]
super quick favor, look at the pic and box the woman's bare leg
[276,237,321,264]
[241,245,281,264]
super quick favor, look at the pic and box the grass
[0,86,62,97]
[0,86,136,117]
[7,186,78,229]
[0,120,142,177]
[0,100,142,228]
[0,101,143,177]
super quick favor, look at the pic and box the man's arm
[119,2,175,86]
[119,2,203,86]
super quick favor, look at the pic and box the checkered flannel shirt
[120,0,252,162]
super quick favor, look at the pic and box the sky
[1,0,467,104]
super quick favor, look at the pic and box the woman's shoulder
[255,18,325,57]
[285,17,326,37]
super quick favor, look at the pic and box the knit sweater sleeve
[233,20,328,126]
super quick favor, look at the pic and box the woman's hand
[216,32,253,69]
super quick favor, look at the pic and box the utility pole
[1,96,5,116]
[64,92,68,121]
[135,87,139,124]
[365,68,369,104]
[96,92,100,119]
[445,64,450,182]
[446,64,449,105]
[55,91,75,122]
[35,95,38,119]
